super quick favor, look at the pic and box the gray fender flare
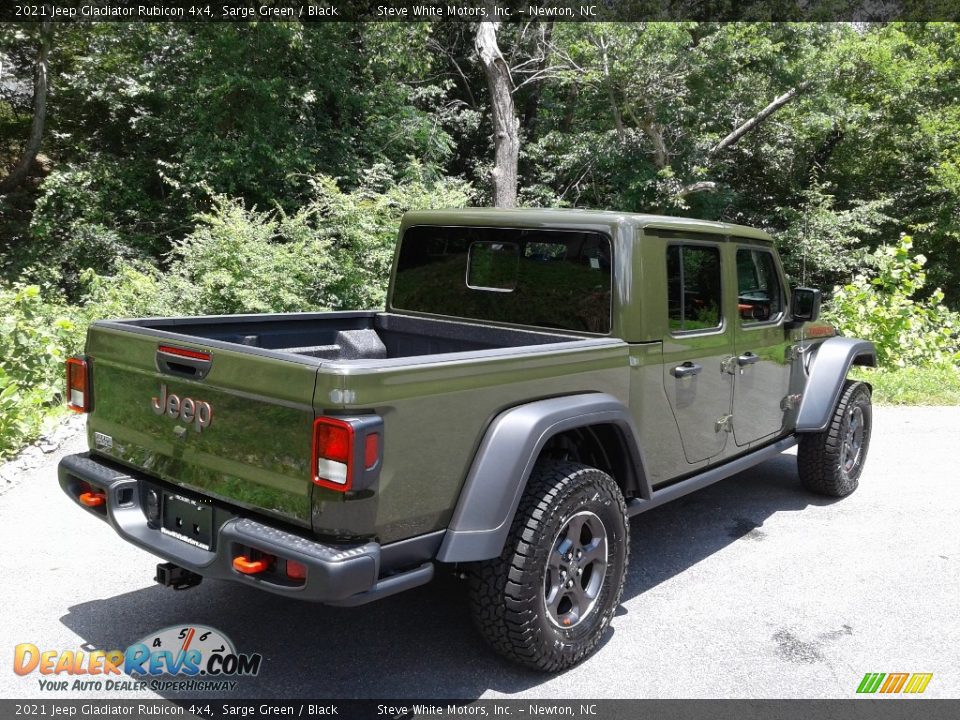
[796,336,877,433]
[436,392,648,563]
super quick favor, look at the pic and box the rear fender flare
[796,336,877,433]
[436,393,648,563]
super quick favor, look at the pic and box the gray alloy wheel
[543,510,608,629]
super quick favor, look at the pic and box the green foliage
[76,264,172,321]
[825,236,960,367]
[163,197,333,316]
[164,167,472,315]
[308,163,473,309]
[776,181,892,288]
[0,284,79,458]
[850,364,960,406]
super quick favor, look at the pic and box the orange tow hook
[233,555,269,575]
[79,491,106,507]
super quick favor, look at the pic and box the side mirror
[791,287,821,323]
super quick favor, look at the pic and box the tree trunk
[560,83,579,133]
[521,22,554,135]
[597,35,625,142]
[475,19,519,209]
[0,20,52,195]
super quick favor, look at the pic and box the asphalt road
[1,406,957,701]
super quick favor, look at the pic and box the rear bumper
[57,453,431,605]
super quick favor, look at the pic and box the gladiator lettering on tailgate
[151,384,213,432]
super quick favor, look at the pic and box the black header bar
[3,0,959,23]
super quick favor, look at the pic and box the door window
[667,245,723,332]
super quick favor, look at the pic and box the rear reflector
[364,433,380,470]
[286,560,307,581]
[66,357,90,413]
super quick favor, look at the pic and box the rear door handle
[737,352,760,366]
[671,361,703,378]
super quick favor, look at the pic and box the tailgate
[85,323,323,527]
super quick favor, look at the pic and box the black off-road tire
[468,460,629,672]
[798,380,872,497]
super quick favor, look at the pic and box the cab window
[736,248,783,323]
[667,244,723,332]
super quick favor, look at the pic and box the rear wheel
[798,380,872,497]
[468,460,629,672]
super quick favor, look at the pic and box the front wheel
[798,380,872,497]
[468,460,629,672]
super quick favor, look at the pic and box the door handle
[671,361,702,378]
[737,352,760,366]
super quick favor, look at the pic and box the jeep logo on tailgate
[151,384,213,432]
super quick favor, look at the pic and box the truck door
[731,244,793,445]
[661,242,734,464]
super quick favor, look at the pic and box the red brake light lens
[158,345,211,361]
[314,420,351,464]
[66,357,90,413]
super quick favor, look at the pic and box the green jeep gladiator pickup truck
[58,208,876,671]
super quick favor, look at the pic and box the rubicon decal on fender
[151,384,213,432]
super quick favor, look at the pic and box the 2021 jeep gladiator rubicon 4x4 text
[59,208,875,671]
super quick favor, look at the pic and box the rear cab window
[666,244,723,333]
[392,226,613,333]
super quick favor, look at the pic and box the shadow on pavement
[622,452,837,602]
[59,453,830,700]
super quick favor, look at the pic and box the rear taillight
[66,357,91,413]
[311,415,383,492]
[313,418,353,488]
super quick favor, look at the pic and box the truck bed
[110,311,583,362]
[85,311,630,541]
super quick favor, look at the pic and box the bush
[164,165,473,315]
[0,284,80,458]
[825,235,960,367]
[307,162,473,310]
[24,164,160,294]
[162,197,335,316]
